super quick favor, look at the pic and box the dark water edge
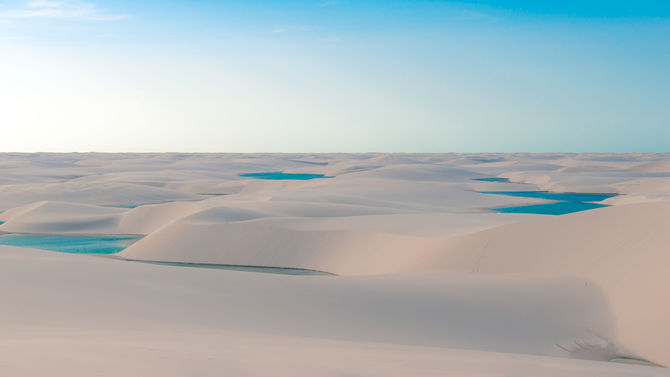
[125,259,336,276]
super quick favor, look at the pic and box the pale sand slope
[427,201,670,367]
[0,153,669,375]
[0,246,664,377]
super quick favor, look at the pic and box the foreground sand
[0,153,669,376]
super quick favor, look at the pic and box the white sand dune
[0,181,201,210]
[426,201,670,366]
[0,153,668,376]
[0,201,125,234]
[119,213,439,275]
[628,156,670,173]
[0,246,656,376]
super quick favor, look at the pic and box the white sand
[0,152,669,376]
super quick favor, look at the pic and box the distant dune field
[0,153,669,376]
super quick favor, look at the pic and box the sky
[0,0,668,153]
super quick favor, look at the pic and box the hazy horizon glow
[0,1,669,153]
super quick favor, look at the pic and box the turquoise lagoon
[473,178,510,182]
[483,191,617,215]
[0,234,141,254]
[240,172,332,180]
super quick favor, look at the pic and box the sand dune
[431,202,670,365]
[0,181,200,210]
[0,246,642,367]
[120,218,439,274]
[0,201,125,234]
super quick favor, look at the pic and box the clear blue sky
[0,0,668,152]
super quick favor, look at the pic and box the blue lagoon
[240,172,332,180]
[483,191,617,215]
[0,234,142,254]
[473,178,511,182]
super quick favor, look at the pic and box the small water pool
[0,234,142,254]
[240,172,332,180]
[483,191,617,215]
[473,178,510,182]
[491,201,608,215]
